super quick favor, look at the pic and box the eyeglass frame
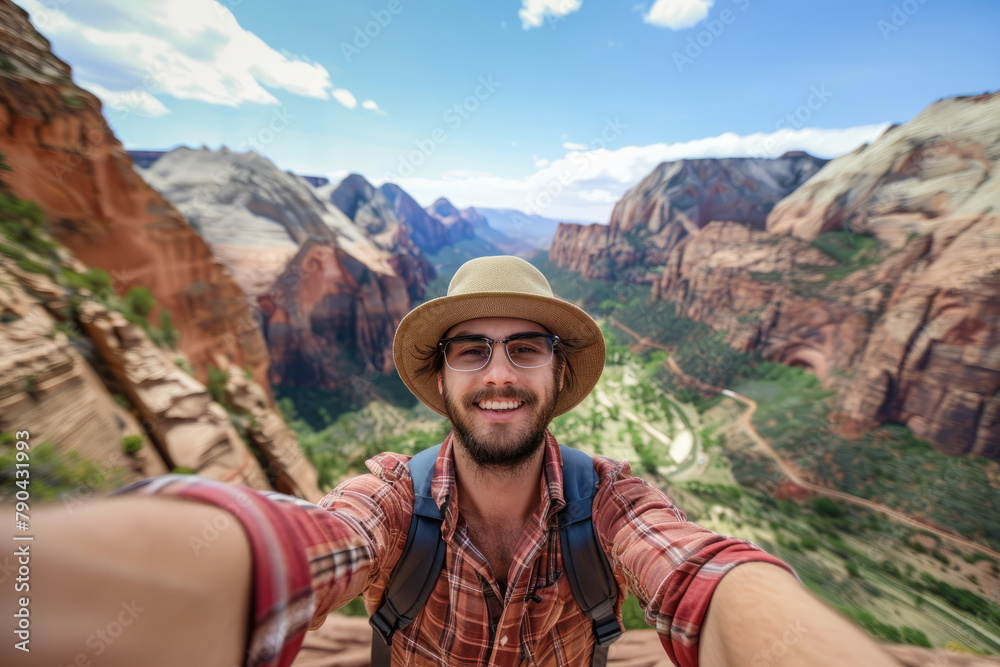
[436,333,561,372]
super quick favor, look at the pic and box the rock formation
[260,240,410,388]
[0,1,322,498]
[328,173,449,260]
[552,93,1000,460]
[0,257,166,484]
[766,93,1000,458]
[551,153,828,280]
[0,2,271,397]
[425,197,477,243]
[290,614,1000,667]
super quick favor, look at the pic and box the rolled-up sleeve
[117,473,389,667]
[591,458,795,667]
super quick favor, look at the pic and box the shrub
[123,286,155,318]
[813,496,846,518]
[121,434,143,454]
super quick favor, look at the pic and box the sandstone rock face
[260,241,411,388]
[551,154,828,280]
[77,300,270,488]
[553,93,1000,460]
[655,221,871,377]
[0,259,166,482]
[0,3,271,397]
[225,368,322,502]
[767,93,1000,459]
[291,615,998,667]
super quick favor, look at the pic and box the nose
[481,342,518,386]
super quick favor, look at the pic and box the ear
[437,371,444,395]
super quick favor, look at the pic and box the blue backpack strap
[370,444,446,666]
[558,445,624,667]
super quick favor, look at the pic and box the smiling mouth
[476,399,525,411]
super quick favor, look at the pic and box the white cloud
[562,141,589,150]
[17,0,338,113]
[533,155,550,167]
[333,89,358,109]
[519,0,583,29]
[378,124,890,222]
[361,99,386,115]
[644,0,714,30]
[79,80,170,117]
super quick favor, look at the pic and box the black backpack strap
[558,445,624,667]
[369,444,446,666]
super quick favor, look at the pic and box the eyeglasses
[437,333,560,372]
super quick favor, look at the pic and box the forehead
[444,317,551,338]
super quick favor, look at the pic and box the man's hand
[700,562,903,667]
[0,497,252,667]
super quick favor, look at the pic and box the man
[2,256,902,667]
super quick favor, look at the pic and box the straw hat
[393,255,605,417]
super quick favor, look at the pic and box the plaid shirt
[123,431,792,667]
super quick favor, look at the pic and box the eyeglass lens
[444,336,554,371]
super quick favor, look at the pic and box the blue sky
[16,0,999,221]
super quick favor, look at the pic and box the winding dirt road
[608,317,1000,560]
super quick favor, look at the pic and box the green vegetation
[121,434,144,455]
[0,436,122,501]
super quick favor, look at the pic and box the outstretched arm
[0,496,253,667]
[700,562,902,666]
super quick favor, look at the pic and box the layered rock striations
[137,149,431,391]
[260,240,410,387]
[766,93,1000,458]
[554,93,1000,459]
[0,2,271,396]
[551,154,828,280]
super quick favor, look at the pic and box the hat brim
[393,291,605,417]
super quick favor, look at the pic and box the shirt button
[500,635,508,646]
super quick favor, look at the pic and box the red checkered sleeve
[592,457,795,667]
[118,475,375,667]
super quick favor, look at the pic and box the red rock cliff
[0,1,271,397]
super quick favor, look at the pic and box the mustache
[465,387,536,406]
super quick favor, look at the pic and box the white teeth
[478,400,522,411]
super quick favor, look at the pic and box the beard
[441,380,558,471]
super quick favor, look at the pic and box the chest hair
[464,514,525,588]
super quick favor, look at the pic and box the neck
[451,433,545,522]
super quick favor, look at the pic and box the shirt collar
[432,430,567,541]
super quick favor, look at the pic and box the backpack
[369,444,624,667]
